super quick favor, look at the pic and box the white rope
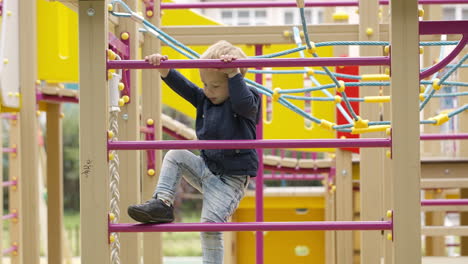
[109,109,121,264]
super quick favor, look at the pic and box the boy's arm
[228,74,260,119]
[162,69,203,107]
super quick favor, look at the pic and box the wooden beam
[335,149,353,264]
[389,0,421,263]
[359,1,384,263]
[8,117,20,264]
[79,1,110,263]
[114,0,142,262]
[421,162,468,179]
[46,103,64,264]
[421,179,468,189]
[161,24,458,46]
[142,1,163,263]
[423,226,468,236]
[19,0,40,263]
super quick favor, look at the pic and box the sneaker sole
[128,207,174,223]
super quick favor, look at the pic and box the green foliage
[62,104,80,211]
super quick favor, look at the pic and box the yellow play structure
[1,0,468,264]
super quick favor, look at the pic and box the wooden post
[9,116,20,264]
[335,149,353,263]
[425,190,445,256]
[19,0,39,263]
[79,1,110,263]
[389,0,421,263]
[46,103,64,264]
[142,1,163,263]
[114,0,141,262]
[323,9,338,264]
[421,5,442,158]
[459,44,468,256]
[325,166,336,264]
[358,0,384,263]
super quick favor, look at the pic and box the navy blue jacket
[162,69,261,176]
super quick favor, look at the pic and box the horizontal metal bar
[1,212,17,220]
[421,199,468,206]
[107,57,390,70]
[160,0,468,9]
[108,138,392,150]
[420,133,468,141]
[2,180,17,188]
[109,220,392,233]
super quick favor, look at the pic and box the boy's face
[200,70,229,105]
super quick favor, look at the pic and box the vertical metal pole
[255,44,264,264]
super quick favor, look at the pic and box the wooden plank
[421,163,468,179]
[421,179,468,189]
[113,0,141,262]
[79,1,110,263]
[46,103,64,264]
[9,117,20,264]
[161,24,458,45]
[423,226,468,236]
[390,0,421,263]
[335,149,353,264]
[421,5,442,158]
[19,0,40,263]
[425,190,447,256]
[142,0,163,263]
[423,257,468,264]
[359,1,384,263]
[459,43,468,256]
[325,170,336,264]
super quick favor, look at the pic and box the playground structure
[0,0,467,264]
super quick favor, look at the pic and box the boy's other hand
[145,54,170,77]
[145,54,168,66]
[219,55,241,78]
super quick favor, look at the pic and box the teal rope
[439,54,468,84]
[448,104,468,118]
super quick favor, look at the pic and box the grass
[2,210,203,257]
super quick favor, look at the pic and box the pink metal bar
[421,199,468,206]
[2,212,18,220]
[140,126,155,134]
[419,21,468,79]
[264,164,330,174]
[254,44,264,264]
[2,245,18,255]
[263,174,325,180]
[107,57,390,70]
[162,127,187,141]
[108,138,391,150]
[420,35,468,80]
[420,133,468,141]
[2,180,17,188]
[1,113,17,120]
[420,21,468,35]
[160,0,468,9]
[3,148,17,153]
[109,220,392,233]
[36,92,79,104]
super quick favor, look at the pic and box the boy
[128,40,260,264]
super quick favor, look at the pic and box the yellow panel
[234,194,325,264]
[37,0,78,83]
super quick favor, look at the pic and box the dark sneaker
[127,198,174,223]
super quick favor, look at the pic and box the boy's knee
[201,231,222,241]
[165,149,188,161]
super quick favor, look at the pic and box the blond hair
[200,40,248,76]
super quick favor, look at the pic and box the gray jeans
[154,150,249,264]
